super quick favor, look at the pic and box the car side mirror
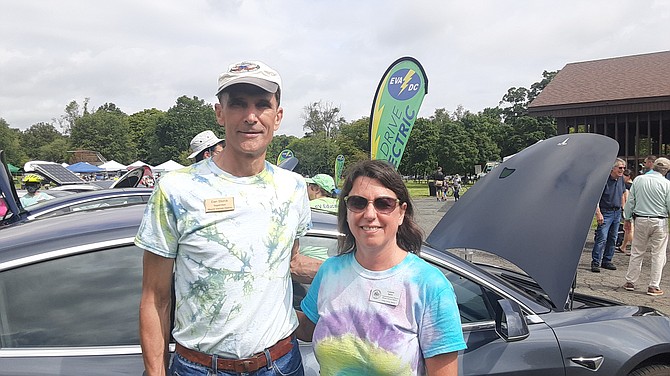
[495,299,530,342]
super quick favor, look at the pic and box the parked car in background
[2,135,670,375]
[1,157,151,227]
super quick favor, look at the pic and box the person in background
[622,157,670,296]
[618,169,634,255]
[642,155,656,174]
[433,166,446,202]
[306,174,338,214]
[137,60,319,376]
[297,159,466,376]
[19,174,53,207]
[188,130,225,162]
[591,158,626,273]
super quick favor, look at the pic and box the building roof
[528,51,670,115]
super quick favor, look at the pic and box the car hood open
[426,134,619,311]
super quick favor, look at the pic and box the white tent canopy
[99,160,127,171]
[127,160,153,169]
[154,160,185,172]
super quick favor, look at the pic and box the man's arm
[140,251,175,376]
[594,206,604,225]
[425,351,459,376]
[295,310,316,342]
[290,239,322,284]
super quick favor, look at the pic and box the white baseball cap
[216,61,282,96]
[188,130,224,159]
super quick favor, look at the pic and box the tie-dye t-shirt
[135,159,311,357]
[301,252,466,376]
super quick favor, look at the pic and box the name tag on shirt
[369,288,400,307]
[204,197,235,213]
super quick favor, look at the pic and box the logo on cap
[230,62,260,73]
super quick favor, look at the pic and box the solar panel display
[34,164,85,185]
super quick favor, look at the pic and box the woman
[618,169,634,255]
[297,159,466,376]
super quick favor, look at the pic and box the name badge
[369,288,400,307]
[204,197,235,213]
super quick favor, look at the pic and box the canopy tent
[99,160,127,171]
[6,163,19,173]
[126,160,153,170]
[154,160,185,172]
[67,162,104,174]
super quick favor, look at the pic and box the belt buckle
[239,359,257,373]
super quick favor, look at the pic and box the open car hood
[426,134,619,311]
[110,165,151,188]
[0,150,24,224]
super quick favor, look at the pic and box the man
[591,158,627,273]
[136,61,319,375]
[643,155,656,174]
[305,173,338,214]
[188,129,225,162]
[622,157,670,296]
[19,174,53,207]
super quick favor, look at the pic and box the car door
[0,243,145,375]
[432,260,566,376]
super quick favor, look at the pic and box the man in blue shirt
[591,158,627,273]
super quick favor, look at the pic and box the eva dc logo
[387,68,421,101]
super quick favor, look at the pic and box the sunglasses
[344,195,400,214]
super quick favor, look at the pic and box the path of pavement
[412,196,670,315]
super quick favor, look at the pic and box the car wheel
[629,364,670,376]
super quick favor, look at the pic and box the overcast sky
[1,0,668,137]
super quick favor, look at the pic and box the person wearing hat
[20,174,53,207]
[305,173,338,214]
[188,130,225,162]
[622,157,670,297]
[137,61,317,375]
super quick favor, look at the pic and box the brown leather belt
[175,334,294,373]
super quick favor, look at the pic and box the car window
[0,245,142,348]
[69,195,145,212]
[441,267,497,324]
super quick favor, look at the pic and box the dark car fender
[547,309,670,375]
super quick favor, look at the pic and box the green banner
[276,149,294,165]
[369,57,428,168]
[334,154,345,188]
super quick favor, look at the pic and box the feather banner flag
[334,154,345,188]
[276,149,294,166]
[369,57,428,168]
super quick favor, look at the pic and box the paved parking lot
[413,196,670,315]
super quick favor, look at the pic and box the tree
[70,103,136,163]
[398,117,439,179]
[301,101,346,138]
[0,118,27,166]
[21,122,70,162]
[128,109,166,165]
[154,96,218,165]
[53,99,89,135]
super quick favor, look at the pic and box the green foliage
[154,96,219,165]
[70,103,136,163]
[301,101,345,138]
[21,122,69,162]
[0,118,27,166]
[128,108,166,165]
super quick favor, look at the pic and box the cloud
[1,0,669,138]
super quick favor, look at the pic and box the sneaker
[601,263,617,270]
[623,282,635,291]
[647,287,664,296]
[591,265,600,273]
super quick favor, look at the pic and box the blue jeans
[169,337,304,376]
[592,209,621,266]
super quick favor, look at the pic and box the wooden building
[528,51,670,173]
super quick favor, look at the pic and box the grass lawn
[405,180,431,198]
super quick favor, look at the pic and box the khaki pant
[625,217,668,288]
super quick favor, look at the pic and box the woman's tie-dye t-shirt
[135,159,311,357]
[301,251,466,375]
